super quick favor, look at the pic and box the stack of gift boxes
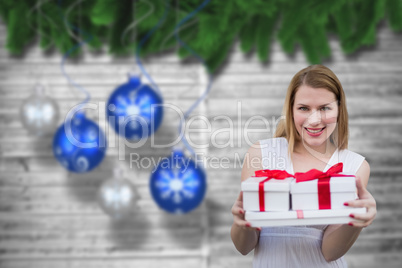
[242,163,366,227]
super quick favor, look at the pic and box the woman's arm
[321,160,377,261]
[230,192,261,255]
[230,142,263,255]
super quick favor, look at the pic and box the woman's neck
[293,140,337,159]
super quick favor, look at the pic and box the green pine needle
[90,0,117,25]
[109,0,133,54]
[386,0,402,31]
[239,15,259,53]
[256,13,278,62]
[6,2,34,54]
[1,0,402,72]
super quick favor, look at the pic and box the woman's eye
[298,107,308,111]
[320,107,330,111]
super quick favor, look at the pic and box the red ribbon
[294,163,354,209]
[254,169,294,211]
[296,210,304,219]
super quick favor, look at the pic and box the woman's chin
[301,137,327,150]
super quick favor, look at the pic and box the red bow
[254,169,294,211]
[294,162,344,183]
[294,163,352,209]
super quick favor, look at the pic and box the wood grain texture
[1,19,402,268]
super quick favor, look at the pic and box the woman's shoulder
[337,148,367,175]
[337,149,370,185]
[337,148,365,163]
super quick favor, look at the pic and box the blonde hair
[274,65,349,153]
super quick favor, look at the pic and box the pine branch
[234,0,278,17]
[1,0,402,72]
[332,1,354,51]
[205,15,249,72]
[205,38,233,73]
[238,15,259,53]
[0,0,13,22]
[298,21,331,64]
[386,0,402,31]
[256,12,278,62]
[5,1,34,54]
[82,18,103,50]
[109,0,133,54]
[90,0,117,25]
[38,14,53,50]
[342,0,385,53]
[277,1,308,53]
[44,3,79,56]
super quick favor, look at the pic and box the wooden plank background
[1,19,402,268]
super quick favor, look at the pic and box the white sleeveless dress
[253,138,365,268]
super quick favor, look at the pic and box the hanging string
[159,16,198,51]
[159,0,198,51]
[135,0,170,96]
[58,0,91,111]
[160,1,197,114]
[64,0,84,43]
[120,1,154,47]
[27,0,55,51]
[175,0,213,157]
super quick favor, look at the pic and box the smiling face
[292,84,339,151]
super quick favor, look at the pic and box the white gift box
[290,175,357,211]
[246,207,366,227]
[241,177,293,212]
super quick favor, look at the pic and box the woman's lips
[305,127,326,137]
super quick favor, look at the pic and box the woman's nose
[307,110,322,125]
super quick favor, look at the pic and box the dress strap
[330,149,365,175]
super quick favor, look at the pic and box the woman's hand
[231,191,261,232]
[231,191,261,255]
[345,176,377,228]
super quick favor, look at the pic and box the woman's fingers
[231,192,244,216]
[231,203,245,218]
[346,185,377,228]
[232,191,261,231]
[348,214,375,228]
[345,198,376,209]
[355,176,373,200]
[233,216,261,231]
[237,191,243,202]
[349,207,377,222]
[355,176,366,196]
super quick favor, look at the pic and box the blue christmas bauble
[106,75,163,140]
[53,112,107,173]
[150,150,206,214]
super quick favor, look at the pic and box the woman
[231,65,377,267]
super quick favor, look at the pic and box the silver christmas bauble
[98,176,137,220]
[20,85,59,136]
